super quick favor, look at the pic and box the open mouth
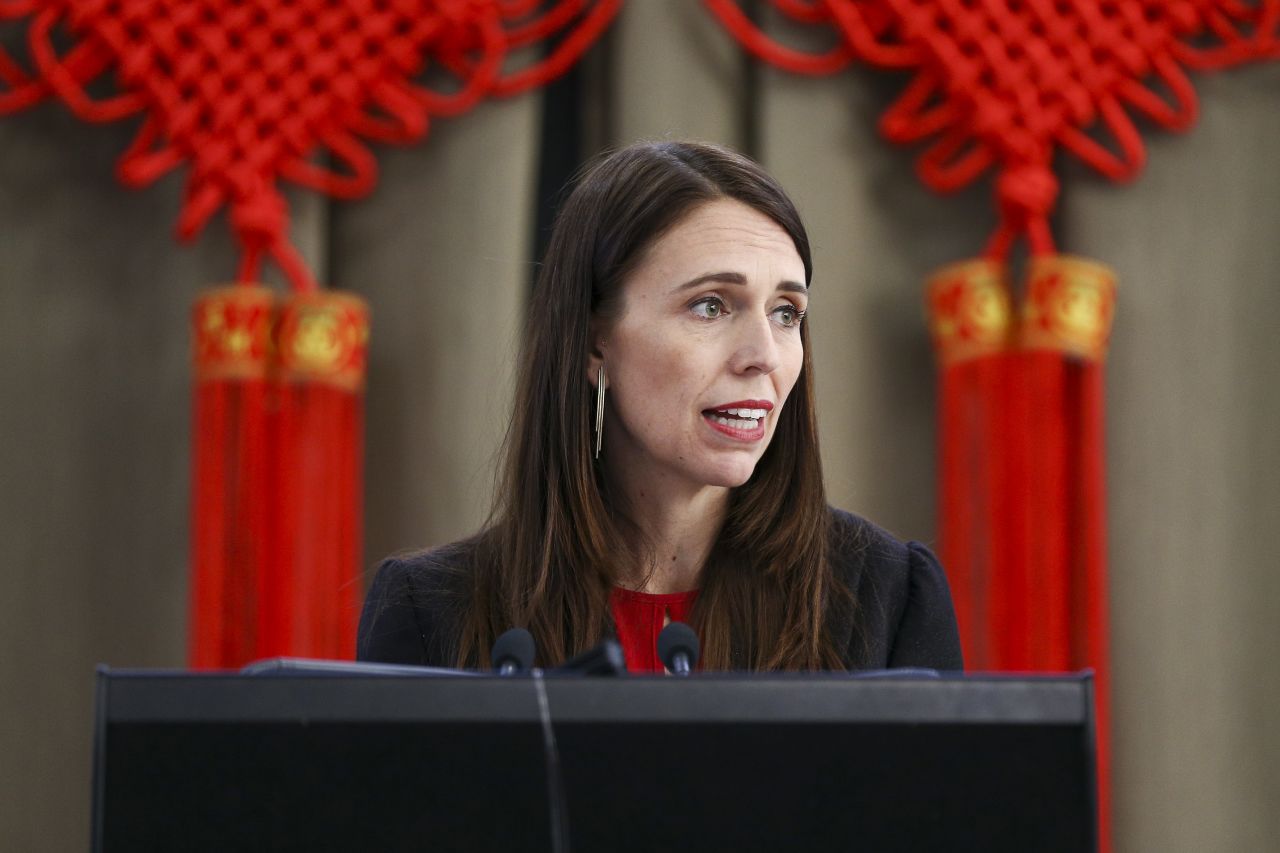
[701,402,772,441]
[702,406,768,430]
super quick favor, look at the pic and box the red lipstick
[701,400,774,442]
[703,399,774,413]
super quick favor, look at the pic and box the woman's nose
[729,313,781,375]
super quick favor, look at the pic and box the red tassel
[929,255,1115,845]
[1020,255,1117,846]
[990,346,1029,670]
[1076,357,1112,851]
[1019,347,1072,670]
[260,292,369,660]
[926,259,1015,668]
[189,286,276,669]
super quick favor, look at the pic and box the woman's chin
[697,459,761,489]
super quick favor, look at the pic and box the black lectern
[92,667,1097,852]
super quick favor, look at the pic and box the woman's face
[591,198,807,491]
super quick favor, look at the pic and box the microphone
[657,621,700,676]
[491,627,536,675]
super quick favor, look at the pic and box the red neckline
[611,586,700,605]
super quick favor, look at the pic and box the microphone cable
[532,669,571,853]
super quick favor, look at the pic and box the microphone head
[491,627,535,673]
[657,621,700,672]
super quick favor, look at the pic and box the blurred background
[2,1,1279,849]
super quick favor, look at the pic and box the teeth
[712,414,760,430]
[721,407,768,419]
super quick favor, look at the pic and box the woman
[358,141,962,672]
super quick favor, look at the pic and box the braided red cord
[1,0,620,291]
[493,0,620,94]
[708,0,1279,258]
[703,0,859,74]
[0,2,50,111]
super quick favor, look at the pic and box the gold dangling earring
[594,363,606,459]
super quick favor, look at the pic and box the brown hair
[457,140,852,670]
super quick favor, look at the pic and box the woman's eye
[773,305,804,327]
[691,297,725,319]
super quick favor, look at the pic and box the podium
[92,667,1097,852]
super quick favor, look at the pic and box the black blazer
[357,507,963,671]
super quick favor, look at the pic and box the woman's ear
[586,319,607,388]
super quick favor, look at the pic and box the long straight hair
[456,141,853,670]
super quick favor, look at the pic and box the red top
[609,587,699,673]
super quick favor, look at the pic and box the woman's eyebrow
[672,271,807,294]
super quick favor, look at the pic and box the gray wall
[2,4,1277,848]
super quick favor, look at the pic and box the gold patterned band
[926,259,1014,364]
[276,291,370,392]
[192,285,275,382]
[1020,256,1116,362]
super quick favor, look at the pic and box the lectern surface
[93,669,1096,853]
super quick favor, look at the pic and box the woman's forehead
[635,199,804,283]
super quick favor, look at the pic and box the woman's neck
[604,466,729,595]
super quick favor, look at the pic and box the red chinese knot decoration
[0,0,621,290]
[2,0,619,670]
[708,0,1278,256]
[707,2,1277,849]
